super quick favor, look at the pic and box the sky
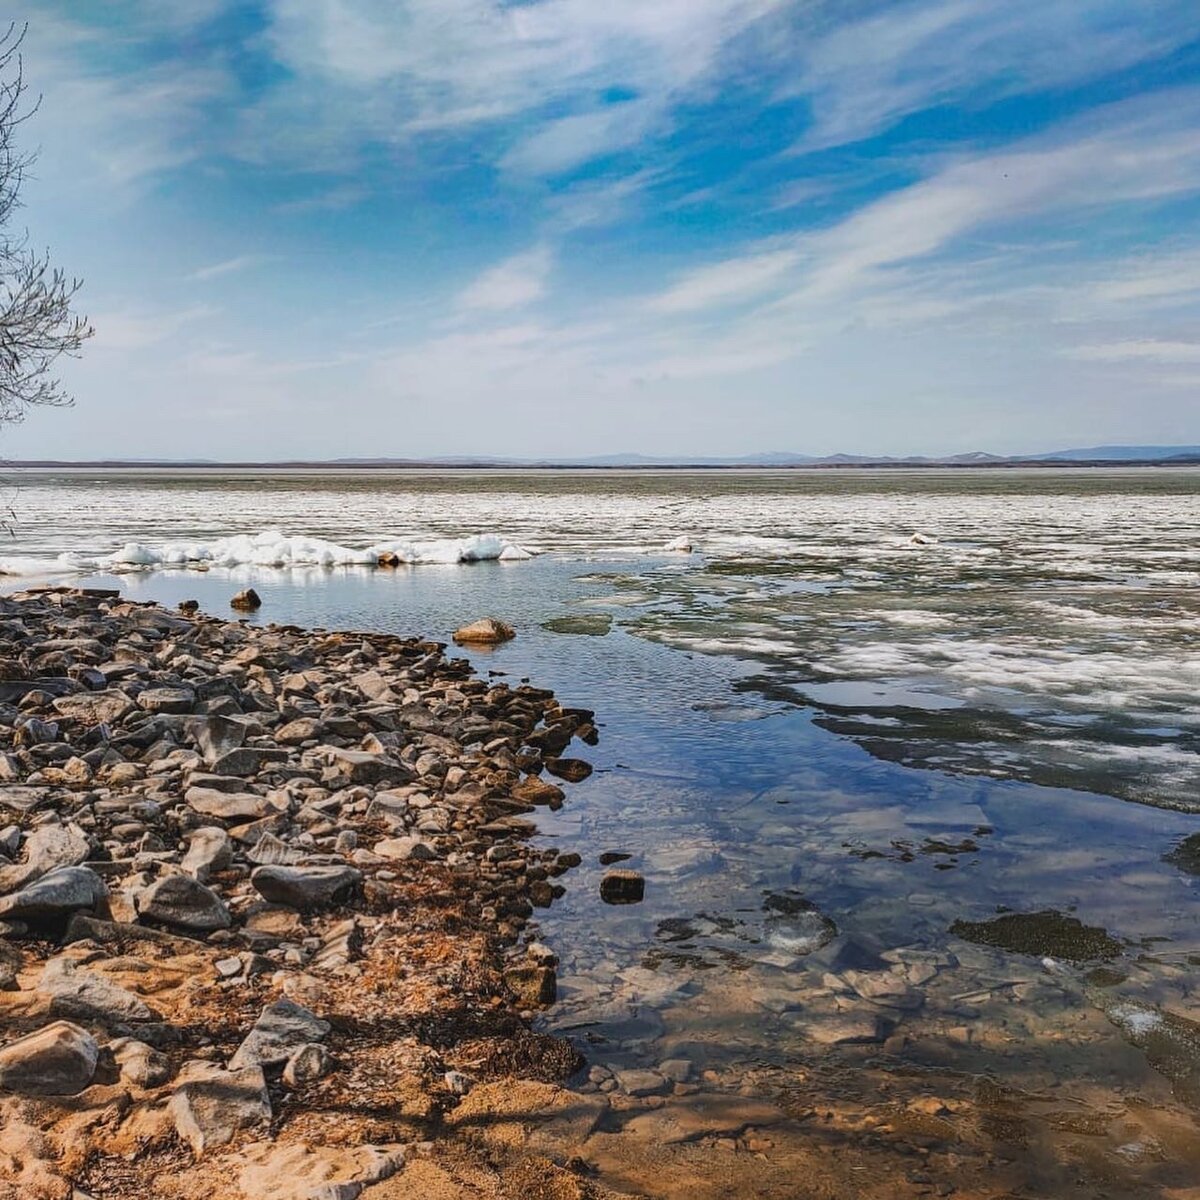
[5,0,1200,460]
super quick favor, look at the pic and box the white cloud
[89,306,212,351]
[1067,340,1200,364]
[647,246,802,314]
[187,255,271,282]
[457,246,554,311]
[787,0,1200,152]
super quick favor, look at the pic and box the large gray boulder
[0,1020,98,1095]
[250,865,361,911]
[169,1061,271,1157]
[137,874,231,932]
[0,866,107,924]
[229,999,330,1071]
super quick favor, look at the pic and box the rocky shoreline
[0,587,618,1199]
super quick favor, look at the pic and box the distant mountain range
[6,445,1200,468]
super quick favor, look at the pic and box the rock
[246,831,307,866]
[615,1068,670,1097]
[230,999,331,1071]
[545,758,592,783]
[444,1069,474,1096]
[658,1058,693,1083]
[235,1141,405,1200]
[843,969,925,1011]
[0,866,107,925]
[511,776,565,806]
[803,1011,885,1045]
[250,865,362,911]
[230,589,262,612]
[181,827,233,883]
[137,686,196,714]
[186,715,247,763]
[169,1061,271,1157]
[110,1036,172,1087]
[186,786,273,823]
[452,617,516,645]
[0,821,92,892]
[51,690,134,725]
[282,1042,330,1087]
[137,873,232,932]
[210,746,289,777]
[276,717,323,745]
[600,870,645,905]
[0,786,51,814]
[313,747,414,787]
[0,1020,98,1095]
[40,956,159,1024]
[373,835,437,862]
[503,964,557,1007]
[179,599,200,614]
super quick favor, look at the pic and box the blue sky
[7,0,1200,459]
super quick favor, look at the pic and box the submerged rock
[950,909,1122,962]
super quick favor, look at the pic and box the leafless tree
[0,22,91,425]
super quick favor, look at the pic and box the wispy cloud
[457,246,554,311]
[187,254,272,282]
[1067,340,1200,363]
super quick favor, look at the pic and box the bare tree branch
[0,22,92,425]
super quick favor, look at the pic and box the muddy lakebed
[1,466,1199,1197]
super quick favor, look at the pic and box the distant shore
[3,457,1199,471]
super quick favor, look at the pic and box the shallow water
[4,465,1200,1193]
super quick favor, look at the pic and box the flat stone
[0,866,107,924]
[137,873,231,932]
[276,717,323,745]
[0,786,51,814]
[169,1061,271,1157]
[229,999,331,1071]
[373,836,437,862]
[210,746,290,777]
[803,1011,885,1045]
[52,690,134,725]
[250,865,362,911]
[236,1141,405,1200]
[615,1068,671,1097]
[186,786,273,823]
[245,831,307,866]
[0,1020,98,1095]
[545,758,592,782]
[137,686,196,714]
[40,956,160,1024]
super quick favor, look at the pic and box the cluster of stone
[0,588,594,1198]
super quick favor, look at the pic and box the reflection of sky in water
[4,467,1200,1169]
